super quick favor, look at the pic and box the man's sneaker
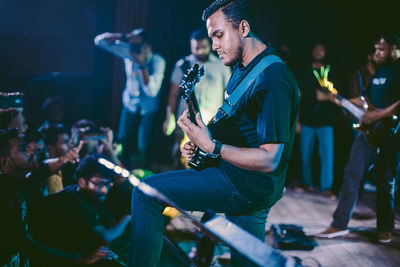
[378,231,392,243]
[316,226,349,238]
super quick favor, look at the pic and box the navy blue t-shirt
[214,47,300,208]
[368,59,400,109]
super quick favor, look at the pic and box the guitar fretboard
[335,95,365,120]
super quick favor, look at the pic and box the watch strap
[211,139,222,158]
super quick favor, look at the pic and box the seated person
[0,108,28,133]
[40,123,76,193]
[0,129,95,266]
[28,153,131,266]
[71,119,121,165]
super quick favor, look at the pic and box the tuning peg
[199,66,205,75]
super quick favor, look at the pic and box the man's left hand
[177,110,214,153]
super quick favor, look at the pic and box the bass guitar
[179,63,221,170]
[320,80,399,147]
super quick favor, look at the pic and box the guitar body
[355,115,397,147]
[189,147,218,170]
[340,95,398,147]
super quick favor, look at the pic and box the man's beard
[225,48,242,66]
[196,54,209,62]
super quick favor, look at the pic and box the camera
[130,43,142,54]
[0,92,24,110]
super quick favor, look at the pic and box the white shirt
[95,33,166,114]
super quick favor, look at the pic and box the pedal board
[270,224,316,251]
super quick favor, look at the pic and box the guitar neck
[186,93,201,125]
[335,94,365,120]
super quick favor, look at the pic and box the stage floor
[167,188,400,266]
[265,189,400,267]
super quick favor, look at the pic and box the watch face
[207,153,219,159]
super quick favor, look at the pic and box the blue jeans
[118,107,156,168]
[129,167,270,267]
[300,125,334,191]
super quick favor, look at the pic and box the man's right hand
[181,141,196,161]
[59,141,83,165]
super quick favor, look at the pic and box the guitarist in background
[129,0,300,266]
[318,32,400,243]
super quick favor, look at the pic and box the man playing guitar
[318,32,400,243]
[128,1,300,266]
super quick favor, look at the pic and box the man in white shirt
[163,30,230,168]
[95,29,166,169]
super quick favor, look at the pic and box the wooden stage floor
[167,188,399,266]
[265,189,400,267]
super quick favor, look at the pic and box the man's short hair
[0,128,19,160]
[72,119,98,135]
[202,0,257,36]
[40,123,69,146]
[374,31,399,47]
[75,153,115,181]
[190,29,209,42]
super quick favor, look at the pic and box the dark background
[0,0,398,187]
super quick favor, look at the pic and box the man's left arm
[140,56,166,97]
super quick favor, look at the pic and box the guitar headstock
[180,63,205,100]
[323,80,338,95]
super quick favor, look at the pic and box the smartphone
[0,92,24,109]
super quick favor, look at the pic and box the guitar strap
[219,54,284,116]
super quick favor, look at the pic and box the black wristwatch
[207,139,222,159]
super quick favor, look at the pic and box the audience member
[295,43,338,199]
[41,96,65,128]
[95,28,166,169]
[0,109,28,133]
[28,154,131,266]
[0,129,90,266]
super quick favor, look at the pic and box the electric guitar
[321,84,399,147]
[179,64,221,170]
